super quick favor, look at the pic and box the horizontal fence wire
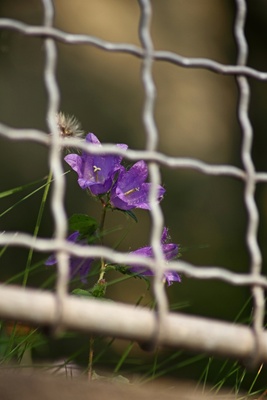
[0,0,266,363]
[0,284,267,362]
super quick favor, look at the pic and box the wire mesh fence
[0,0,266,369]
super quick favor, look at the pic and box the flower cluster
[46,131,180,288]
[46,228,180,286]
[129,227,181,286]
[64,133,165,210]
[45,231,94,283]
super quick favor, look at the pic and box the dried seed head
[56,112,84,139]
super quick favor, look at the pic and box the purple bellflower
[64,133,128,195]
[110,160,165,210]
[45,231,93,283]
[129,227,181,286]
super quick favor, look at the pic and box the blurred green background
[0,0,267,388]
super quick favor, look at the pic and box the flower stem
[88,335,94,380]
[99,202,107,233]
[98,204,107,282]
[87,203,107,376]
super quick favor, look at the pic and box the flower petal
[45,231,93,283]
[128,228,180,285]
[116,161,148,193]
[65,133,127,195]
[161,227,169,244]
[86,132,101,145]
[162,243,179,260]
[64,154,83,178]
[164,271,181,286]
[110,160,165,211]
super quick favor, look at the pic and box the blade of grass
[0,171,69,218]
[151,348,159,379]
[0,243,8,258]
[197,357,212,392]
[92,338,115,364]
[0,178,52,218]
[140,350,182,381]
[143,354,207,383]
[247,363,264,396]
[234,367,246,395]
[22,170,53,287]
[113,342,134,374]
[0,176,50,199]
[211,363,241,393]
[4,259,46,285]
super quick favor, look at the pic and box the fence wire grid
[0,0,267,366]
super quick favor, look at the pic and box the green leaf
[125,210,138,223]
[115,209,138,223]
[68,214,98,237]
[114,265,150,289]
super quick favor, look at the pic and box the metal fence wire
[0,0,267,366]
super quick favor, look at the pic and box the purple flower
[110,160,165,210]
[129,227,181,286]
[45,231,93,283]
[64,133,128,195]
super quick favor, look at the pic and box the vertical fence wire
[234,0,265,364]
[138,0,168,344]
[42,0,69,332]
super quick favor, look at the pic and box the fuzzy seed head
[56,112,84,139]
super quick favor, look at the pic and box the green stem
[99,201,107,233]
[22,170,53,287]
[88,336,94,380]
[98,204,107,282]
[87,203,108,375]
